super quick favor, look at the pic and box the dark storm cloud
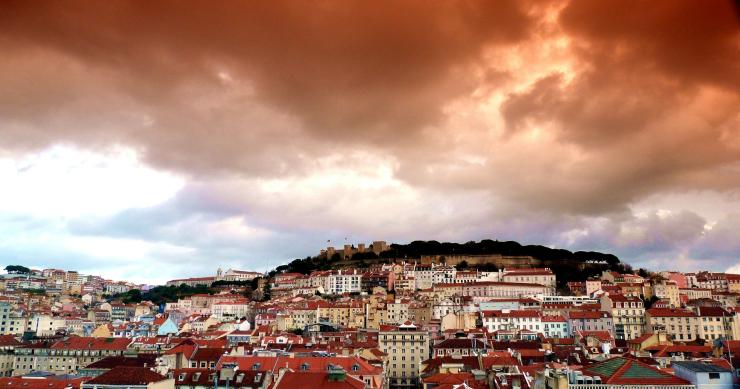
[0,0,532,162]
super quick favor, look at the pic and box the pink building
[663,271,688,288]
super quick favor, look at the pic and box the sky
[0,1,739,284]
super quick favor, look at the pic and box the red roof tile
[273,371,365,389]
[0,377,89,389]
[52,337,131,351]
[84,367,166,386]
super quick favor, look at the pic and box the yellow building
[379,322,429,388]
[652,281,680,307]
[600,294,645,340]
[645,308,699,342]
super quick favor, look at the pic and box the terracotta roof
[52,337,131,350]
[190,347,227,361]
[164,341,197,357]
[218,355,381,376]
[697,307,729,316]
[627,333,655,344]
[194,338,229,348]
[582,357,690,385]
[434,338,487,349]
[578,330,613,342]
[83,354,158,369]
[541,315,566,322]
[422,356,481,372]
[481,353,520,368]
[607,294,642,302]
[644,344,712,357]
[646,308,696,317]
[489,341,542,351]
[0,377,89,389]
[423,372,487,388]
[0,335,24,347]
[568,311,611,319]
[173,368,265,387]
[84,367,167,386]
[273,371,365,389]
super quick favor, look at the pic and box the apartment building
[13,337,131,375]
[481,310,541,333]
[645,308,699,342]
[542,315,568,338]
[567,311,614,336]
[502,268,556,292]
[600,294,644,340]
[652,281,680,308]
[327,270,362,294]
[379,322,429,389]
[433,281,548,299]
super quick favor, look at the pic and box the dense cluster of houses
[0,263,738,389]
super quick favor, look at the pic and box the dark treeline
[379,239,620,265]
[268,239,622,279]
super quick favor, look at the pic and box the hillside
[269,239,628,289]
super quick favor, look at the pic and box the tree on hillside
[455,261,469,270]
[644,295,660,309]
[4,265,31,274]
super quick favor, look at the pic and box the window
[708,373,720,380]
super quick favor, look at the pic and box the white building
[542,315,568,338]
[672,361,734,389]
[211,300,251,320]
[327,270,362,294]
[481,310,542,333]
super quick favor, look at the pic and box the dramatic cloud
[0,0,738,282]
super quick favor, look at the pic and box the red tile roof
[541,315,566,322]
[568,311,612,319]
[423,372,487,388]
[422,356,481,372]
[577,330,613,342]
[434,338,487,349]
[273,371,365,389]
[173,368,266,387]
[697,307,730,316]
[83,354,158,369]
[190,347,227,361]
[0,377,89,389]
[52,337,131,350]
[84,367,167,386]
[218,355,382,376]
[0,335,24,347]
[646,308,696,317]
[582,357,690,385]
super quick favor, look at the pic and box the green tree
[5,265,31,274]
[262,282,272,302]
[644,295,660,309]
